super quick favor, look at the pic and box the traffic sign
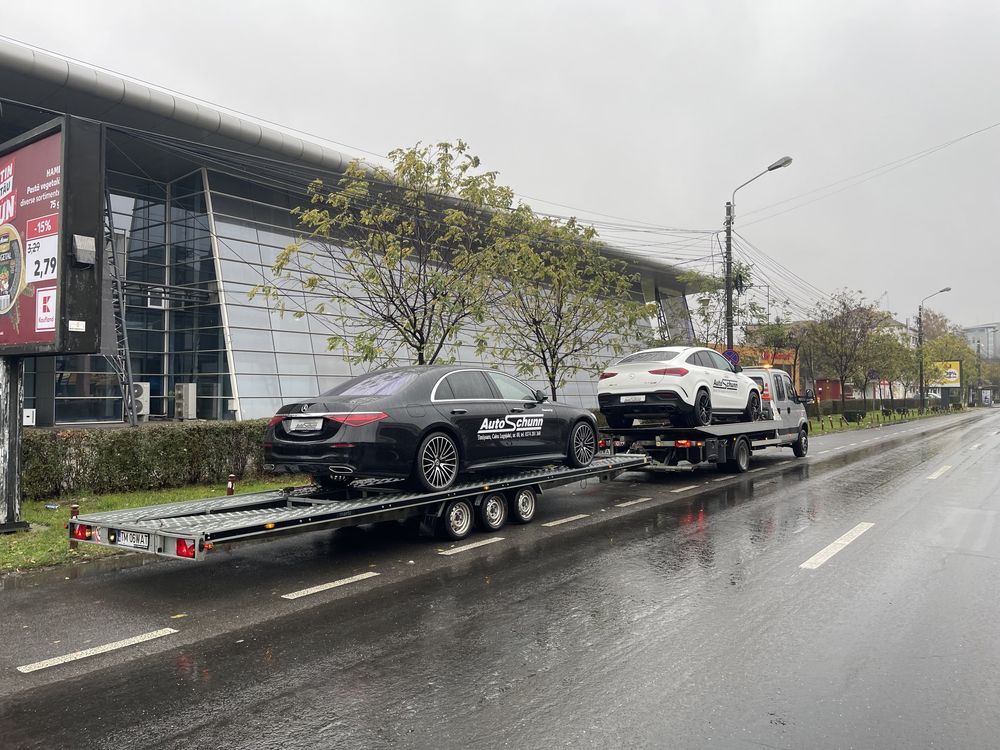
[723,349,740,366]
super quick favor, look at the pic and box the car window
[324,370,419,397]
[434,377,455,400]
[616,349,683,364]
[488,372,537,401]
[696,352,716,369]
[773,374,786,401]
[706,351,735,371]
[781,374,796,401]
[685,353,701,366]
[438,371,496,400]
[750,376,765,389]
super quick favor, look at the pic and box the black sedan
[263,365,599,491]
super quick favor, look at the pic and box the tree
[680,261,767,349]
[481,209,655,401]
[868,331,917,405]
[743,318,803,382]
[807,290,888,412]
[258,141,512,366]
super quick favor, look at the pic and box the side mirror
[803,389,815,403]
[534,389,548,402]
[733,364,743,373]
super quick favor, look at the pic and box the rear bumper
[598,390,690,417]
[263,441,411,480]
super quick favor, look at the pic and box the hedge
[21,420,270,500]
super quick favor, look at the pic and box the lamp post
[918,286,951,412]
[725,156,793,350]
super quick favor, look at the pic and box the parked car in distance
[264,365,599,492]
[597,346,762,429]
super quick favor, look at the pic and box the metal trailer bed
[68,455,650,561]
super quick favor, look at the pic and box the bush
[21,420,269,500]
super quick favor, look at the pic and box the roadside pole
[0,355,28,533]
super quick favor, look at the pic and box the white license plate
[115,530,149,550]
[289,418,323,431]
[620,395,646,403]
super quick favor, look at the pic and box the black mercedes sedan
[263,365,599,491]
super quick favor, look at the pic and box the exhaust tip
[328,465,355,474]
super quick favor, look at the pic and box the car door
[485,371,564,459]
[704,350,743,410]
[432,370,508,467]
[774,371,801,436]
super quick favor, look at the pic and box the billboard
[0,118,103,356]
[929,360,961,388]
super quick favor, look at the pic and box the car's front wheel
[413,431,460,492]
[567,421,597,468]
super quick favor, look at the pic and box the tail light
[267,415,285,427]
[675,439,691,448]
[175,538,197,559]
[599,372,617,380]
[325,412,388,427]
[70,523,92,540]
[761,384,772,401]
[648,367,689,376]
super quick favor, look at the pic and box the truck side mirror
[804,389,815,403]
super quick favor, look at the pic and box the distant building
[963,323,999,360]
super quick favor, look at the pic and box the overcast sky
[3,0,998,327]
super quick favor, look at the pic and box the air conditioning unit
[132,381,151,421]
[175,383,197,420]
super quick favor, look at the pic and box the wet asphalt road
[2,410,1000,749]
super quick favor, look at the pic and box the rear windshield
[616,349,683,364]
[323,370,419,398]
[750,376,765,388]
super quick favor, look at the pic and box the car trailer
[601,420,808,473]
[67,455,650,561]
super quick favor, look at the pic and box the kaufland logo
[0,159,14,225]
[35,287,56,331]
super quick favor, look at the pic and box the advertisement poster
[0,132,62,350]
[929,360,961,388]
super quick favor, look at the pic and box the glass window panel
[225,298,272,328]
[280,376,320,401]
[271,330,313,353]
[273,353,316,376]
[237,397,283,420]
[314,354,352,377]
[229,327,274,351]
[232,351,279,374]
[55,398,123,423]
[235,374,282,398]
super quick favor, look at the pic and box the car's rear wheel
[477,492,508,532]
[439,498,474,540]
[605,414,633,430]
[508,487,536,524]
[567,421,597,468]
[413,431,460,492]
[743,390,762,422]
[689,389,713,426]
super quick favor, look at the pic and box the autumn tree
[680,261,767,348]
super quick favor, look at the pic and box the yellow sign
[929,360,961,388]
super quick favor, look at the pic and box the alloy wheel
[420,434,458,489]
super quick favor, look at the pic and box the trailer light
[203,542,214,551]
[598,439,607,448]
[326,412,388,427]
[675,440,692,448]
[175,539,196,559]
[648,367,688,377]
[70,523,92,540]
[331,443,355,449]
[599,372,617,380]
[264,523,276,530]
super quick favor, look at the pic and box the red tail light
[761,385,772,401]
[326,412,389,427]
[675,439,691,448]
[648,367,688,376]
[70,523,92,540]
[599,372,617,380]
[176,538,197,559]
[267,415,285,427]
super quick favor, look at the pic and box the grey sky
[2,0,998,327]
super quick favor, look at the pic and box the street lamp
[918,286,951,412]
[725,156,793,350]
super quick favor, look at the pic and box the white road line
[970,444,982,450]
[17,628,178,674]
[848,443,858,446]
[670,484,700,493]
[616,497,652,507]
[817,450,830,455]
[748,468,765,473]
[927,465,952,480]
[542,514,589,527]
[438,537,505,556]
[777,460,792,465]
[712,476,730,482]
[800,523,874,570]
[282,571,381,599]
[833,446,845,451]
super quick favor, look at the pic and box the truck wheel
[477,492,508,532]
[792,428,809,457]
[606,414,633,430]
[689,389,712,426]
[743,390,762,422]
[414,432,459,492]
[567,421,597,467]
[726,436,751,473]
[439,498,474,540]
[508,487,537,524]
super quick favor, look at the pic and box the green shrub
[21,420,269,500]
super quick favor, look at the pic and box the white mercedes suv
[597,346,762,429]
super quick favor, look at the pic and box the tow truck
[67,455,649,562]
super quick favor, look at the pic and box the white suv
[598,346,762,429]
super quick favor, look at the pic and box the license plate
[620,395,646,403]
[115,529,149,550]
[288,418,323,431]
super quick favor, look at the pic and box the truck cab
[742,366,812,441]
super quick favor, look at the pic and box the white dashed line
[970,444,982,450]
[777,460,792,465]
[670,484,700,493]
[848,443,858,446]
[800,523,874,570]
[712,476,730,482]
[282,571,381,599]
[17,628,179,674]
[616,497,652,507]
[817,450,830,455]
[542,514,589,527]
[748,468,765,473]
[927,465,952,480]
[438,537,505,556]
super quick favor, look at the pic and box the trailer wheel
[439,498,474,540]
[477,492,508,532]
[508,487,537,524]
[792,428,809,457]
[726,436,751,473]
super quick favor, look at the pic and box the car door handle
[510,407,524,413]
[450,409,467,415]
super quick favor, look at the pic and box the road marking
[927,465,952,480]
[670,484,700,493]
[438,537,505,556]
[970,444,982,450]
[281,571,381,599]
[800,523,874,570]
[817,450,830,455]
[833,446,845,451]
[17,628,178,674]
[748,467,765,473]
[848,443,858,446]
[712,476,730,482]
[542,514,589,527]
[777,460,792,465]
[616,497,652,507]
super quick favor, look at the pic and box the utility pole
[918,305,925,413]
[725,201,734,350]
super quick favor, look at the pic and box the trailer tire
[508,487,537,524]
[792,428,809,457]
[477,492,508,532]
[726,436,751,473]
[439,498,474,540]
